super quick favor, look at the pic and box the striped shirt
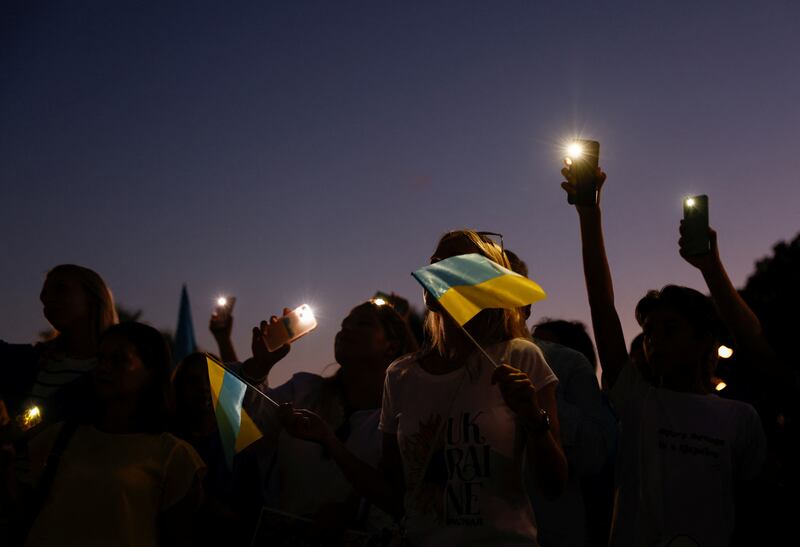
[29,355,97,403]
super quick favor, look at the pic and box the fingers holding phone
[210,296,236,340]
[560,140,606,208]
[679,199,720,272]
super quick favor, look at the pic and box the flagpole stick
[437,308,501,369]
[456,323,501,368]
[208,354,281,408]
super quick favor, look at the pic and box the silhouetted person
[3,322,204,547]
[1,265,118,423]
[280,230,568,546]
[236,301,417,541]
[561,164,766,547]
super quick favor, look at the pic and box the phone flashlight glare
[297,305,315,324]
[566,142,584,159]
[217,297,228,307]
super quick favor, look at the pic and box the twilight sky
[3,0,799,386]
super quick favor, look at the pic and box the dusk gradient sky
[3,1,799,386]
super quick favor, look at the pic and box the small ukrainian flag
[412,253,547,326]
[205,354,263,468]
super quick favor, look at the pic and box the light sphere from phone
[298,305,315,324]
[685,198,696,207]
[217,297,227,307]
[567,142,584,159]
[718,345,734,359]
[372,298,387,307]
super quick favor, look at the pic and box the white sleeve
[160,438,206,511]
[511,339,558,390]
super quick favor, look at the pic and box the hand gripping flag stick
[411,253,547,367]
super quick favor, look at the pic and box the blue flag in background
[173,284,198,366]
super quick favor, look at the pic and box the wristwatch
[524,408,551,435]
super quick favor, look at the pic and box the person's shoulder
[533,338,593,377]
[707,395,761,420]
[158,432,205,464]
[503,337,549,364]
[288,371,325,387]
[501,336,542,356]
[385,351,422,379]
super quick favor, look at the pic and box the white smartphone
[265,304,317,351]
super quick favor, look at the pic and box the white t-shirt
[26,424,205,547]
[608,363,766,547]
[379,338,558,546]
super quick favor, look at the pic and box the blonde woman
[1,264,118,422]
[282,230,567,546]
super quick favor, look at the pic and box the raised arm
[561,168,629,389]
[241,313,291,387]
[209,312,239,363]
[678,224,793,388]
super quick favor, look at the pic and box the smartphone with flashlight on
[372,291,410,315]
[215,296,236,321]
[565,139,601,206]
[682,195,710,255]
[265,304,318,351]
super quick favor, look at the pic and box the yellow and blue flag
[412,253,547,326]
[204,354,263,468]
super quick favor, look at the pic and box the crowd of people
[1,165,797,547]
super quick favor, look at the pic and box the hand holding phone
[214,296,236,321]
[681,195,710,256]
[564,139,601,206]
[264,304,318,351]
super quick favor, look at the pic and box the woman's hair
[533,319,598,371]
[425,230,529,356]
[356,300,420,360]
[323,301,420,378]
[47,264,118,340]
[100,322,173,433]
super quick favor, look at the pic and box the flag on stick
[412,253,547,326]
[205,354,263,468]
[173,284,198,367]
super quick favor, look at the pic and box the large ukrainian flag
[412,253,547,326]
[205,354,263,468]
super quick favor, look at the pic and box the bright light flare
[216,297,228,307]
[19,405,43,430]
[566,142,584,160]
[685,197,696,208]
[297,304,315,324]
[717,345,734,359]
[715,381,727,392]
[372,298,387,307]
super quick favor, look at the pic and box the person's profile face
[334,306,390,370]
[40,272,91,331]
